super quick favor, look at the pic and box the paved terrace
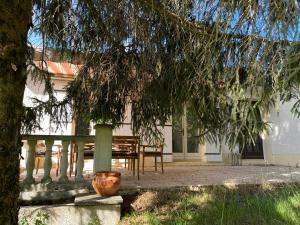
[20,162,300,189]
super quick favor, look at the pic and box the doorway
[240,136,264,159]
[172,106,202,160]
[239,102,264,159]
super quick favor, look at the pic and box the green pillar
[94,124,113,172]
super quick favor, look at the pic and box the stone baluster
[24,139,36,184]
[59,140,70,182]
[41,139,54,183]
[76,141,85,181]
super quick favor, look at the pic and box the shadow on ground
[120,183,300,225]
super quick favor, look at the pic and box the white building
[23,58,300,168]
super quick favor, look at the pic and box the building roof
[33,60,81,80]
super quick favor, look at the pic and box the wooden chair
[72,136,140,179]
[35,143,45,175]
[141,141,164,174]
[112,136,140,179]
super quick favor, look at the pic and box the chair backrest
[142,138,165,153]
[112,136,140,152]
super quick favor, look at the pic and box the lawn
[120,183,300,225]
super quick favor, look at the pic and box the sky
[28,1,300,48]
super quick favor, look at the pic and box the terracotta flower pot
[92,171,121,197]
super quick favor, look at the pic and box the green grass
[120,183,300,225]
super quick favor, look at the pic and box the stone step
[19,194,123,225]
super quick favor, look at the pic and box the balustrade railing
[21,135,95,184]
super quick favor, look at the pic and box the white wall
[264,100,300,166]
[269,100,300,154]
[22,75,72,168]
[23,74,50,135]
[92,104,173,162]
[24,75,173,162]
[23,74,72,135]
[50,90,72,135]
[201,100,300,167]
[203,141,223,162]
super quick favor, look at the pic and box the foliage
[120,183,300,225]
[282,43,300,117]
[26,0,300,148]
[19,212,49,225]
[19,212,102,225]
[87,216,102,225]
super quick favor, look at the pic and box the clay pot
[92,171,121,196]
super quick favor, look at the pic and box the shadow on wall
[269,100,300,155]
[26,74,46,95]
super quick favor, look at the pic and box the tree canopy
[28,0,300,148]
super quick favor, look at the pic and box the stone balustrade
[21,135,95,184]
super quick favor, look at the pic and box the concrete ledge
[20,189,90,205]
[205,154,222,162]
[241,159,266,166]
[20,180,92,192]
[271,154,300,167]
[75,194,123,206]
[20,190,75,205]
[19,195,123,225]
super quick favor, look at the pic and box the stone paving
[20,162,300,189]
[119,163,300,189]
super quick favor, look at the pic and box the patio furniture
[112,136,140,179]
[83,143,95,159]
[141,141,164,174]
[73,136,140,179]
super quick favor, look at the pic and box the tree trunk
[0,1,32,224]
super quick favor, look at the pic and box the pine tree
[0,1,299,224]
